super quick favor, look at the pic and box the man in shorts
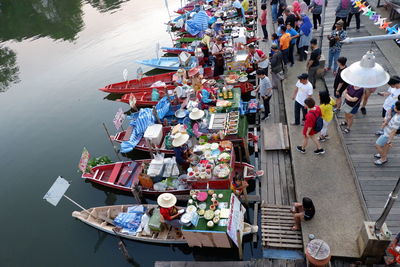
[374,101,400,165]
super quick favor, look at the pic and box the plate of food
[218,152,231,162]
[186,205,197,214]
[204,209,215,220]
[213,163,231,178]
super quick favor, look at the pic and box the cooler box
[144,124,163,147]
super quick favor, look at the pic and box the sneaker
[340,121,347,126]
[374,159,388,165]
[375,130,384,136]
[314,148,325,154]
[262,115,270,120]
[324,135,330,139]
[374,153,381,159]
[343,127,351,134]
[296,146,306,153]
[318,136,327,142]
[361,107,366,115]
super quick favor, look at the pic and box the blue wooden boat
[136,57,197,71]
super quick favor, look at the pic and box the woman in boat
[199,79,216,107]
[189,108,206,138]
[291,197,315,230]
[173,68,188,85]
[157,193,183,228]
[172,132,191,172]
[188,66,203,91]
[200,29,213,66]
[211,36,225,77]
[231,174,249,196]
[212,18,225,36]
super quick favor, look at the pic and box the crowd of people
[251,0,400,166]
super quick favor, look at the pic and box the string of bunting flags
[352,0,400,44]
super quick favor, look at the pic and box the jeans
[261,24,268,39]
[281,48,289,65]
[313,14,321,29]
[272,4,278,22]
[263,95,272,116]
[308,65,319,88]
[288,43,295,65]
[327,49,341,71]
[294,101,307,125]
[347,12,360,29]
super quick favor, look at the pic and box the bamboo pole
[103,123,122,161]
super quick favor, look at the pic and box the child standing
[318,90,336,142]
[260,4,268,41]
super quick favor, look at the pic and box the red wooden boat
[82,160,256,196]
[116,90,172,108]
[100,67,214,94]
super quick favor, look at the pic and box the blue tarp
[114,206,146,234]
[120,96,172,153]
[186,10,210,36]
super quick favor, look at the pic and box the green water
[0,1,261,266]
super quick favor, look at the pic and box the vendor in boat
[246,44,269,74]
[173,68,188,85]
[157,193,183,228]
[188,66,203,91]
[231,174,249,196]
[212,18,225,36]
[200,29,213,66]
[199,79,216,107]
[211,36,225,77]
[189,108,206,138]
[172,132,191,171]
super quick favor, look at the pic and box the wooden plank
[262,229,302,235]
[261,225,294,230]
[262,233,302,239]
[263,123,289,150]
[272,152,282,205]
[265,243,303,249]
[265,238,303,244]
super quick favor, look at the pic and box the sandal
[340,121,347,126]
[374,159,388,165]
[343,128,351,134]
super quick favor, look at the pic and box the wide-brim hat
[189,107,205,120]
[214,11,223,17]
[188,66,200,76]
[177,68,185,74]
[201,79,208,84]
[157,193,177,208]
[172,132,190,147]
[216,18,224,24]
[204,4,212,10]
[205,29,213,35]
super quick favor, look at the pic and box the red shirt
[160,207,177,221]
[260,10,267,25]
[302,106,321,136]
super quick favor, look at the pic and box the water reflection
[0,46,19,92]
[86,0,129,13]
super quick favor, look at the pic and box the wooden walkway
[321,0,400,234]
[155,259,306,267]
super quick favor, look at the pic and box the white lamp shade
[341,51,390,88]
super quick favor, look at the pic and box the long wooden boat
[72,204,256,244]
[82,161,256,195]
[136,57,197,71]
[161,46,195,55]
[99,67,214,94]
[72,204,186,244]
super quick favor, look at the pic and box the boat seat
[118,162,139,186]
[108,163,124,184]
[92,169,99,179]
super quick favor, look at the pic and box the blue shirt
[287,28,299,44]
[201,89,213,103]
[173,145,188,165]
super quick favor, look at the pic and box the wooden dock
[321,0,400,234]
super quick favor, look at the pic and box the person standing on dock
[279,25,291,66]
[256,69,273,120]
[296,98,325,154]
[247,44,269,74]
[308,0,324,30]
[318,90,336,142]
[286,23,299,67]
[332,0,351,30]
[347,4,361,31]
[333,57,348,111]
[259,4,269,41]
[326,20,347,74]
[271,0,279,23]
[374,101,400,165]
[270,44,284,89]
[340,85,365,134]
[306,38,321,88]
[298,15,313,61]
[291,73,313,125]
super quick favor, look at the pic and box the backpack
[312,112,323,132]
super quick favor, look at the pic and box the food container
[214,210,221,216]
[207,221,215,228]
[210,205,216,211]
[180,213,193,227]
[198,203,207,210]
[208,190,215,196]
[213,216,220,224]
[186,205,197,213]
[204,210,215,220]
[211,197,216,202]
[213,200,219,206]
[188,199,194,204]
[197,192,208,202]
[198,209,205,216]
[212,193,217,198]
[218,193,223,199]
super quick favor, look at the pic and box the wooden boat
[99,72,176,94]
[136,57,197,71]
[72,204,256,244]
[161,46,195,55]
[99,67,214,94]
[116,90,169,107]
[72,204,186,244]
[82,160,256,195]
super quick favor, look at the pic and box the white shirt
[295,80,313,106]
[384,113,400,137]
[252,50,269,68]
[212,43,223,55]
[259,76,272,97]
[383,87,400,111]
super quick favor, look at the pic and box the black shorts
[334,86,346,98]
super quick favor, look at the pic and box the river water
[0,0,261,266]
